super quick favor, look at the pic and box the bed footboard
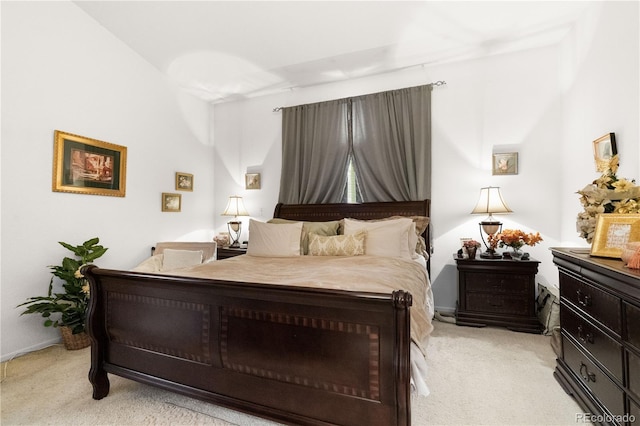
[84,265,413,426]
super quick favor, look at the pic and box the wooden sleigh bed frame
[84,200,431,426]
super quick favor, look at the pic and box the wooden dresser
[551,248,640,425]
[454,255,542,333]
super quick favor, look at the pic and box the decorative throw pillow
[267,219,340,254]
[343,217,414,259]
[161,249,203,271]
[308,231,366,256]
[247,219,303,257]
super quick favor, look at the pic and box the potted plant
[18,237,107,349]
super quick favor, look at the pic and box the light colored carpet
[1,320,586,425]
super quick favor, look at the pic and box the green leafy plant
[18,237,107,334]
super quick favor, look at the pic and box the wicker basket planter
[60,326,91,350]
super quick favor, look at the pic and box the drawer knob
[576,289,592,307]
[577,325,594,344]
[579,362,596,383]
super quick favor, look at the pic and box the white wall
[1,2,216,360]
[212,1,639,314]
[560,2,640,243]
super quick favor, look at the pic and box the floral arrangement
[489,229,543,251]
[576,155,640,243]
[463,239,481,249]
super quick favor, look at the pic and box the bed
[84,200,432,426]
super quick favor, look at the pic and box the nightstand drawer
[560,273,622,335]
[465,293,530,316]
[465,272,529,295]
[625,302,640,352]
[563,337,625,418]
[628,349,640,402]
[561,304,623,383]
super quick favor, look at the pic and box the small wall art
[492,152,518,175]
[52,130,127,197]
[593,133,617,172]
[176,172,193,191]
[245,173,261,190]
[162,193,182,212]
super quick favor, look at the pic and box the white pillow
[131,254,164,273]
[161,249,203,271]
[247,219,303,257]
[343,217,413,259]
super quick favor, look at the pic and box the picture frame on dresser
[590,214,640,258]
[593,132,617,173]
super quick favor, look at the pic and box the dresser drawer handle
[579,362,596,383]
[576,289,592,307]
[577,325,594,344]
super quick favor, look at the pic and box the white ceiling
[74,1,596,104]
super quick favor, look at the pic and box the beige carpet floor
[1,320,586,425]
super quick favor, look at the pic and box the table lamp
[221,196,249,248]
[471,187,512,258]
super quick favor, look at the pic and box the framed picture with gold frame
[162,193,182,212]
[52,130,127,197]
[245,173,261,190]
[593,133,617,172]
[590,213,640,258]
[175,172,193,191]
[492,152,518,175]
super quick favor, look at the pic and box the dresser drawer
[628,349,640,402]
[561,304,623,383]
[563,337,625,417]
[466,293,530,316]
[465,272,529,294]
[559,273,622,334]
[624,302,640,352]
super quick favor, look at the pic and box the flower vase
[467,247,477,259]
[511,247,524,260]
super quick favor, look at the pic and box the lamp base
[228,240,241,248]
[480,250,502,259]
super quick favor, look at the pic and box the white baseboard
[434,306,455,316]
[1,338,62,363]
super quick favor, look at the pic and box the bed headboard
[274,200,431,272]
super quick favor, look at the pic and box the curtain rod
[272,80,446,112]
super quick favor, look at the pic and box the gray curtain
[351,85,432,201]
[278,99,350,204]
[279,84,431,204]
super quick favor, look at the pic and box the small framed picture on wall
[162,193,182,212]
[245,173,261,190]
[176,172,193,191]
[492,152,518,175]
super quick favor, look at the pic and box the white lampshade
[471,187,513,216]
[221,196,249,217]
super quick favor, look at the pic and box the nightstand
[454,254,542,334]
[217,246,247,260]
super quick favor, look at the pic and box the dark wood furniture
[84,200,431,426]
[552,248,640,425]
[217,245,247,259]
[454,255,542,333]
